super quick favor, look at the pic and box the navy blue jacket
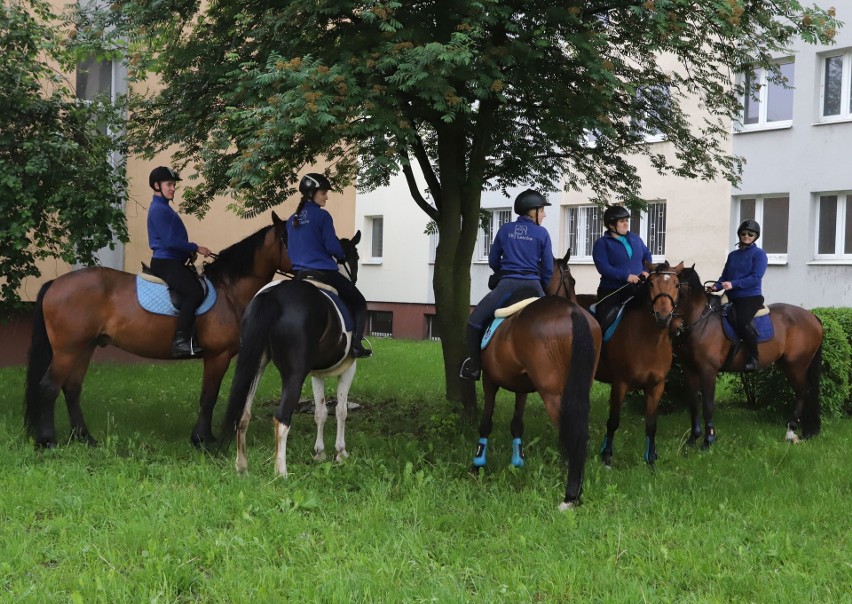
[715,243,767,299]
[489,215,553,287]
[286,200,346,271]
[148,195,198,260]
[592,231,652,290]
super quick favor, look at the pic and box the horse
[24,211,291,449]
[672,267,822,447]
[576,261,684,467]
[218,233,363,477]
[473,250,602,510]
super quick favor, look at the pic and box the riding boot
[741,325,759,372]
[349,308,372,358]
[460,325,482,381]
[172,330,202,358]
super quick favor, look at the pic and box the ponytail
[291,197,309,229]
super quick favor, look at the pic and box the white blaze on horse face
[274,419,290,477]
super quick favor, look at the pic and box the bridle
[646,269,682,317]
[672,281,716,337]
[554,261,574,299]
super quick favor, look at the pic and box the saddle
[481,296,540,350]
[294,270,339,295]
[137,263,216,316]
[591,295,636,344]
[718,298,773,343]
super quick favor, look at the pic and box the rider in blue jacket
[708,218,768,371]
[592,205,652,327]
[286,173,371,358]
[460,189,553,381]
[147,166,212,358]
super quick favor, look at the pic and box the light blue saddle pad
[136,275,217,316]
[480,317,506,350]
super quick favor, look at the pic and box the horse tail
[24,280,55,437]
[218,289,281,450]
[559,306,595,504]
[801,339,822,438]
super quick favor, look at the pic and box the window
[426,314,441,341]
[367,311,393,337]
[428,229,439,264]
[565,205,602,260]
[630,202,667,260]
[633,84,671,142]
[738,196,789,261]
[478,208,512,261]
[815,193,852,259]
[368,216,383,260]
[76,57,114,101]
[820,50,852,121]
[740,60,794,129]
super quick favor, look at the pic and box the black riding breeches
[731,295,764,336]
[150,258,204,334]
[312,270,368,340]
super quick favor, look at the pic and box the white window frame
[819,49,852,122]
[634,84,671,143]
[365,215,383,263]
[563,205,602,262]
[814,192,852,261]
[736,196,789,264]
[737,58,795,132]
[476,208,512,262]
[630,202,667,263]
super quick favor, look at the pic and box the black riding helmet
[737,218,761,241]
[603,205,631,228]
[299,173,332,198]
[513,189,551,215]
[149,166,182,190]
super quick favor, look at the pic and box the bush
[734,309,852,418]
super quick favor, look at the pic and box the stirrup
[459,358,481,381]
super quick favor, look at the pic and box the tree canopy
[0,0,128,312]
[78,0,838,404]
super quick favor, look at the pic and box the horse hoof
[314,451,327,461]
[601,454,612,467]
[35,439,57,450]
[558,500,579,511]
[785,430,800,444]
[469,464,483,475]
[335,450,349,462]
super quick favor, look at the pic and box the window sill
[767,257,788,266]
[569,258,595,264]
[361,259,383,265]
[473,259,490,265]
[734,123,792,134]
[808,259,852,265]
[813,117,852,126]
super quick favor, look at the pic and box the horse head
[338,230,361,285]
[644,260,684,328]
[272,211,293,274]
[548,248,577,300]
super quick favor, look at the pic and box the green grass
[1,339,850,602]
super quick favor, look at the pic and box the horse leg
[684,369,703,446]
[700,372,719,450]
[643,381,665,465]
[311,376,328,461]
[600,382,628,467]
[509,392,528,467]
[778,359,811,444]
[191,353,232,448]
[62,346,98,446]
[333,362,357,461]
[235,355,269,474]
[34,352,80,448]
[273,374,306,478]
[471,374,498,472]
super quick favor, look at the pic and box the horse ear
[352,230,361,245]
[562,248,571,263]
[272,211,282,225]
[673,261,684,273]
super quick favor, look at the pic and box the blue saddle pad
[136,275,217,317]
[602,306,626,343]
[320,290,354,332]
[722,312,774,343]
[480,317,506,350]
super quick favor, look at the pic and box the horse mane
[203,225,274,285]
[680,265,703,291]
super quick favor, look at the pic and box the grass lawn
[1,338,849,602]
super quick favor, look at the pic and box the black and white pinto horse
[219,233,362,476]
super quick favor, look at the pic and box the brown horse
[475,251,602,510]
[24,211,291,448]
[577,261,684,466]
[672,267,822,447]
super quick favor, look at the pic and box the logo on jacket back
[510,224,533,241]
[298,210,310,224]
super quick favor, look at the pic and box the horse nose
[654,311,673,328]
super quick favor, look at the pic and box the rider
[460,189,553,381]
[147,166,212,358]
[708,218,767,371]
[592,205,651,328]
[286,173,372,359]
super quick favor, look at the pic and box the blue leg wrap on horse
[600,435,610,455]
[511,437,524,467]
[472,437,488,467]
[644,436,651,463]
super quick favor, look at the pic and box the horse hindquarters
[24,281,59,447]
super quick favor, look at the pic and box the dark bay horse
[475,251,602,510]
[672,267,822,447]
[24,211,291,448]
[219,234,362,476]
[577,261,684,466]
